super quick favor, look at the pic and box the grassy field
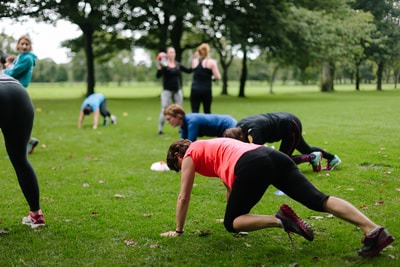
[0,82,399,266]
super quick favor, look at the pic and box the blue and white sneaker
[325,155,341,171]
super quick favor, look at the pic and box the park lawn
[0,82,399,266]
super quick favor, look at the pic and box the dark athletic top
[156,63,191,92]
[191,60,212,92]
[237,112,299,144]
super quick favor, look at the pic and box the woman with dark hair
[224,112,341,172]
[161,138,394,257]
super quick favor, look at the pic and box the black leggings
[0,78,41,211]
[280,116,335,162]
[224,146,329,232]
[99,99,111,118]
[190,90,212,113]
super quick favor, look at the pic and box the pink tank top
[184,138,260,188]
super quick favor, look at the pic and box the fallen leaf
[234,232,248,238]
[98,180,104,184]
[0,228,10,235]
[143,213,152,217]
[82,183,90,187]
[41,144,46,148]
[199,230,211,237]
[360,205,368,209]
[215,218,224,223]
[244,242,252,247]
[150,244,160,249]
[388,254,396,260]
[396,188,400,192]
[124,239,139,247]
[113,194,125,198]
[374,201,384,206]
[310,216,324,220]
[91,211,99,216]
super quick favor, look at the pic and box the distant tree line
[1,0,400,96]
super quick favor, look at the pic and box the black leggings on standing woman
[0,75,41,211]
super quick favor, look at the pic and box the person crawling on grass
[0,74,45,228]
[161,138,394,257]
[78,93,117,129]
[223,112,341,172]
[164,104,237,141]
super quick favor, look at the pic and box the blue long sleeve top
[180,113,237,141]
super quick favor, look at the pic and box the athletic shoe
[27,138,39,154]
[325,155,341,171]
[158,131,164,135]
[358,227,394,257]
[111,115,117,124]
[275,204,314,241]
[310,152,322,172]
[22,211,45,229]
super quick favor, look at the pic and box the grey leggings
[0,78,41,211]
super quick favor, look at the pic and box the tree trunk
[238,48,247,97]
[376,61,384,91]
[83,27,95,96]
[355,61,361,91]
[221,61,229,95]
[320,61,335,92]
[269,64,280,94]
[171,16,183,62]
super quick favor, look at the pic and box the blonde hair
[16,35,33,52]
[197,43,210,59]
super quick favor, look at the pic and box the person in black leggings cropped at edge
[190,43,221,114]
[0,74,45,228]
[224,112,341,172]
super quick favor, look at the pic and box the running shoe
[325,155,341,171]
[111,115,117,124]
[358,227,394,257]
[22,211,45,229]
[310,152,322,172]
[27,138,39,154]
[275,204,314,241]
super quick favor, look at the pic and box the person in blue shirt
[78,93,117,129]
[164,104,237,141]
[4,35,37,89]
[4,35,39,154]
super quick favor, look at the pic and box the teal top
[4,52,37,88]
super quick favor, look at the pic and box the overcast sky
[1,17,81,64]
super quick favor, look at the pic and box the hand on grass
[160,231,182,237]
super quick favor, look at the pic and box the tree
[128,0,203,62]
[7,1,135,95]
[352,0,400,90]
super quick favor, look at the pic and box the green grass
[1,82,399,266]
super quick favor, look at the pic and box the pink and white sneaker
[22,211,45,229]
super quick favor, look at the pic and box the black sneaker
[358,227,394,257]
[275,204,314,241]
